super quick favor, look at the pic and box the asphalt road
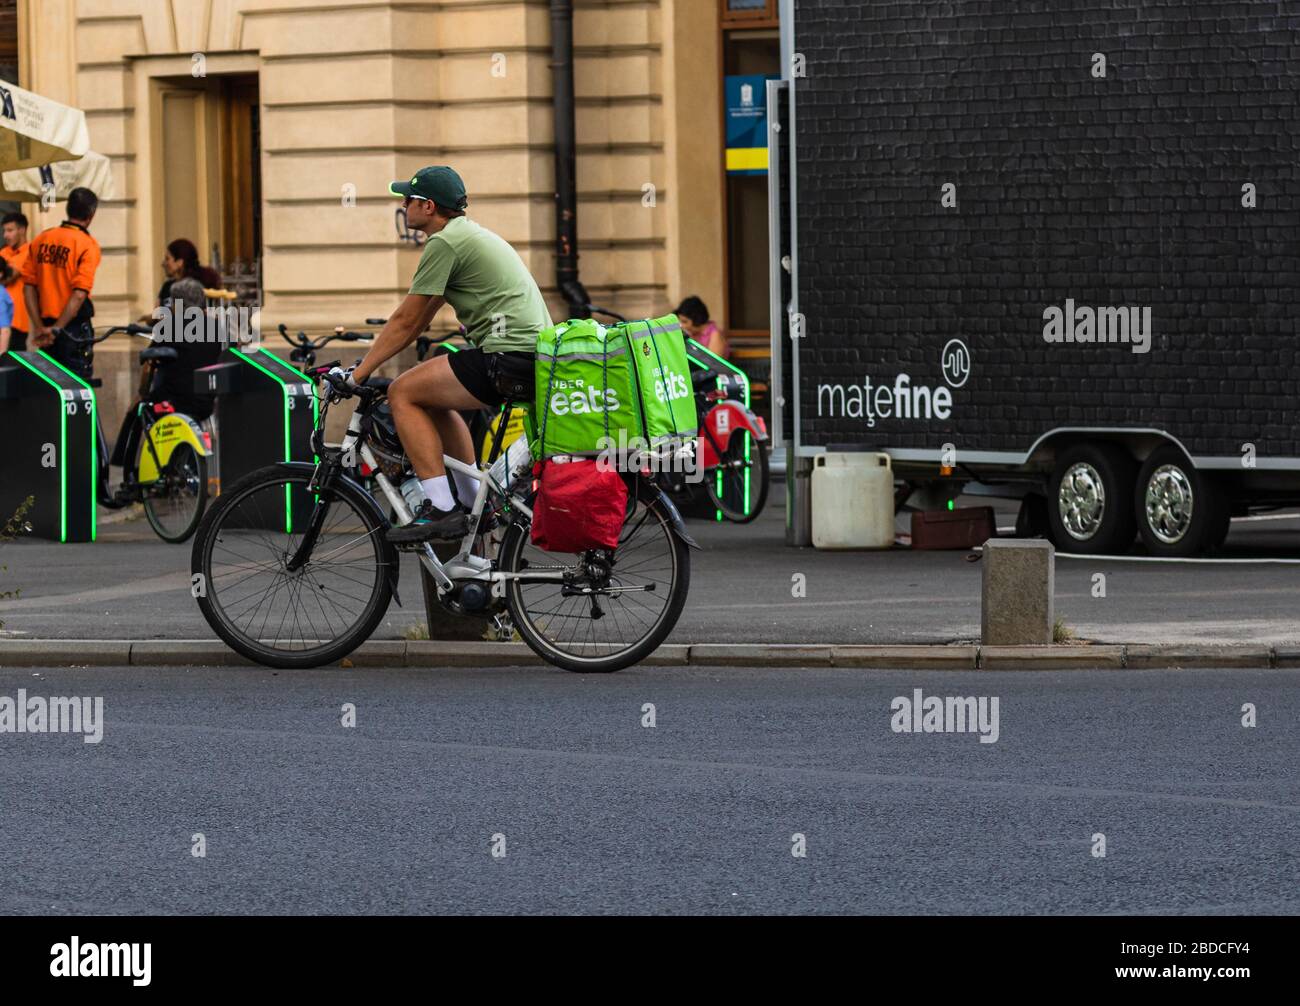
[1,663,1296,915]
[3,492,1300,646]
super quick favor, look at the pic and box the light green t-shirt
[408,216,552,353]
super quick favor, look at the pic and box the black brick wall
[793,0,1300,459]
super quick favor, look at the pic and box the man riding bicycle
[344,166,551,544]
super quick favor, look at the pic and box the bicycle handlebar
[277,322,372,351]
[54,322,154,344]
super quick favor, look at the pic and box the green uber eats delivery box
[533,314,698,461]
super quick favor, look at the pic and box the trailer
[770,0,1300,556]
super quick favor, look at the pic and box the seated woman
[674,295,729,359]
[149,277,228,421]
[157,238,223,306]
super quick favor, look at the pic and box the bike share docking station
[194,346,316,531]
[0,351,98,542]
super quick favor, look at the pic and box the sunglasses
[403,194,432,208]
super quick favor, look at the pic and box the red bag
[530,458,628,553]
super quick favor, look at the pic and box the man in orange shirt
[0,211,30,351]
[22,188,102,379]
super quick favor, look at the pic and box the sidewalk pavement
[1,488,1299,665]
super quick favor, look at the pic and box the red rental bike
[688,360,770,522]
[587,305,770,524]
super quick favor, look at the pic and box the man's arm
[0,326,10,355]
[352,293,444,383]
[53,289,89,331]
[23,285,47,346]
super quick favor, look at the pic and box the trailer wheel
[1134,446,1227,557]
[1047,444,1137,554]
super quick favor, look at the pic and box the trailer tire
[1047,444,1137,555]
[1134,446,1227,557]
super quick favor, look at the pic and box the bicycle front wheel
[144,442,207,543]
[704,432,769,523]
[500,489,690,673]
[191,465,396,668]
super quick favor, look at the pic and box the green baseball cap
[389,166,468,209]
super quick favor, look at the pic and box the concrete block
[981,539,1054,645]
[979,645,1124,670]
[1124,645,1271,669]
[0,640,132,667]
[406,641,542,667]
[338,641,406,667]
[130,640,248,666]
[832,645,979,669]
[688,644,834,667]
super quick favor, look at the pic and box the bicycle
[190,356,697,672]
[59,322,212,543]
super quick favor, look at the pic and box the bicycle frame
[332,406,551,594]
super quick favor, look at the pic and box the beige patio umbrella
[0,150,115,202]
[0,78,90,171]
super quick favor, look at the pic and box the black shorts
[447,347,534,407]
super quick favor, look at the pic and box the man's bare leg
[388,355,487,478]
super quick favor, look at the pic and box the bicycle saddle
[140,345,180,362]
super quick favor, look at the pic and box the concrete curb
[0,639,1296,670]
[979,645,1126,670]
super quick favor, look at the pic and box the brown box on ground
[911,507,996,550]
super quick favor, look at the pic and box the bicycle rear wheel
[192,465,395,668]
[144,442,207,543]
[499,487,690,672]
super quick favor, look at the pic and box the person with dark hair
[0,211,30,351]
[21,187,102,379]
[674,295,729,359]
[157,238,222,306]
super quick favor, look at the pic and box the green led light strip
[36,351,98,542]
[256,347,321,436]
[229,348,296,534]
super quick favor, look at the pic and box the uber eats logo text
[548,377,620,416]
[654,369,690,404]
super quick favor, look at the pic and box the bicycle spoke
[200,474,389,660]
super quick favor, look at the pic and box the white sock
[420,475,455,511]
[451,468,481,505]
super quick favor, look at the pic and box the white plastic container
[811,452,895,549]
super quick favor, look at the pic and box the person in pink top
[674,295,729,359]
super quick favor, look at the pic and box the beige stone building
[10,0,780,427]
